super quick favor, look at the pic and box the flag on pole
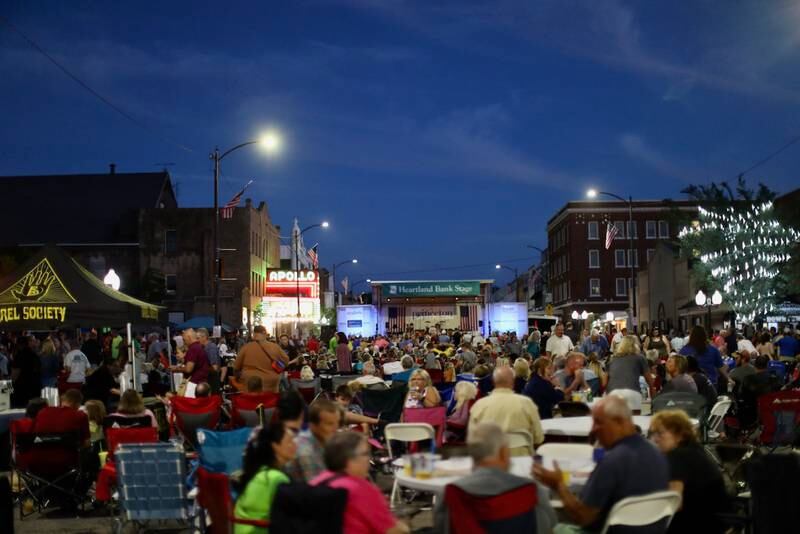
[459,304,479,332]
[605,222,620,249]
[307,244,319,269]
[388,306,406,333]
[221,180,254,219]
[341,276,349,293]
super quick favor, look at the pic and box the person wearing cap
[233,326,289,393]
[776,326,799,359]
[579,329,609,360]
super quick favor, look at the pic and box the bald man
[468,366,544,454]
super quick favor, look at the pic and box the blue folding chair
[768,361,787,383]
[196,427,252,475]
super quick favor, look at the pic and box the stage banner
[384,281,480,297]
[407,305,459,329]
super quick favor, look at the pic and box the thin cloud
[619,133,704,183]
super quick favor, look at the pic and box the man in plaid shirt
[285,399,341,482]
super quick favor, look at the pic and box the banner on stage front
[384,281,480,297]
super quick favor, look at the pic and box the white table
[541,415,697,438]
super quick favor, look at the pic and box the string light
[680,200,799,323]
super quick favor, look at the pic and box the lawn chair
[332,375,360,391]
[196,467,269,534]
[427,368,444,385]
[104,414,153,430]
[403,406,447,449]
[599,490,681,534]
[196,427,251,475]
[384,423,436,506]
[361,384,408,424]
[290,377,322,405]
[705,397,733,441]
[756,389,800,449]
[444,481,538,533]
[652,391,707,419]
[96,426,159,503]
[113,442,198,533]
[229,392,278,428]
[11,422,86,518]
[169,395,223,449]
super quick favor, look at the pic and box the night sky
[2,1,799,286]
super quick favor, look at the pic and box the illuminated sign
[266,270,319,298]
[0,258,76,324]
[384,281,481,297]
[261,296,320,322]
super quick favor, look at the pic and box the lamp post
[495,264,519,302]
[695,289,723,331]
[103,269,121,291]
[294,221,329,319]
[332,259,358,307]
[211,131,281,327]
[350,278,372,300]
[587,188,637,333]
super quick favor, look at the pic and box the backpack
[269,474,348,534]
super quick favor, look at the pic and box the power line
[364,256,538,278]
[0,15,194,153]
[737,133,800,179]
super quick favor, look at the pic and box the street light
[586,188,637,332]
[496,264,520,302]
[104,269,121,291]
[211,131,282,326]
[606,311,615,322]
[696,289,723,331]
[332,259,358,306]
[294,220,330,318]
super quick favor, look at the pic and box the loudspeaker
[478,320,483,327]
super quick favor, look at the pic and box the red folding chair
[445,482,538,533]
[403,406,447,449]
[196,467,269,534]
[757,390,800,448]
[169,396,223,448]
[229,392,279,428]
[96,427,159,502]
[428,368,444,385]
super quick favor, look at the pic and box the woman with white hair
[300,365,315,381]
[404,369,441,409]
[445,380,478,441]
[526,330,542,358]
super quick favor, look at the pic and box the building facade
[546,199,697,330]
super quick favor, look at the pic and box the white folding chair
[608,389,643,413]
[384,423,436,507]
[536,443,594,460]
[599,490,682,534]
[706,398,733,441]
[507,430,533,454]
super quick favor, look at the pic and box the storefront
[261,269,321,337]
[370,280,494,336]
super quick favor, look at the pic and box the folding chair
[104,414,153,430]
[705,398,733,441]
[384,423,436,506]
[169,395,223,449]
[229,392,278,428]
[11,422,85,518]
[599,490,681,534]
[436,385,455,408]
[427,368,444,385]
[558,401,591,418]
[96,427,159,503]
[113,442,197,533]
[587,377,601,397]
[331,375,360,391]
[652,391,707,420]
[196,467,270,534]
[403,406,447,449]
[756,390,800,449]
[290,377,322,405]
[361,384,408,424]
[444,482,538,533]
[767,360,787,383]
[196,428,251,475]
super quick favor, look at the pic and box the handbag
[257,341,286,374]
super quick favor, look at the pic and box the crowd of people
[4,319,799,533]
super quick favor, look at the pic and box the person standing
[545,323,574,359]
[679,326,731,390]
[171,329,210,387]
[197,328,221,391]
[81,331,103,366]
[64,339,92,384]
[643,327,672,359]
[233,325,289,393]
[11,336,42,408]
[335,332,352,374]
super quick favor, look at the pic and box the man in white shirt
[545,323,574,358]
[471,332,485,347]
[670,332,686,353]
[610,327,627,353]
[64,340,92,383]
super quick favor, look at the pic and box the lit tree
[679,200,800,323]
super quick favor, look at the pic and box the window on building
[616,277,627,296]
[647,248,656,264]
[165,274,177,294]
[164,230,177,254]
[589,249,600,268]
[614,220,625,239]
[646,220,657,239]
[658,220,669,238]
[626,221,637,239]
[590,278,601,297]
[588,221,599,240]
[627,249,639,267]
[615,249,626,268]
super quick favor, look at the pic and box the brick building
[546,199,697,330]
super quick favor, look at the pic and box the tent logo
[0,259,76,305]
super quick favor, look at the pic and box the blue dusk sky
[2,1,799,285]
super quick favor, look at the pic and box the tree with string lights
[679,199,800,323]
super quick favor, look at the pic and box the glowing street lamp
[104,269,120,291]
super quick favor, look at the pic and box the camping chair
[444,482,538,533]
[767,360,787,383]
[427,368,444,385]
[558,401,592,418]
[104,414,153,430]
[169,395,223,449]
[652,391,707,420]
[705,397,733,442]
[229,392,278,428]
[196,428,251,475]
[361,384,408,424]
[384,423,436,506]
[11,423,86,518]
[114,442,197,533]
[96,426,159,503]
[586,376,601,397]
[476,375,494,398]
[290,377,322,405]
[403,406,447,449]
[436,385,455,408]
[196,467,270,534]
[331,375,360,391]
[599,490,682,534]
[756,390,800,449]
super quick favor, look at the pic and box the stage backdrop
[406,305,459,330]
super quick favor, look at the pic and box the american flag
[307,244,319,269]
[221,180,253,219]
[605,222,620,250]
[341,276,349,293]
[387,306,406,333]
[459,304,479,332]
